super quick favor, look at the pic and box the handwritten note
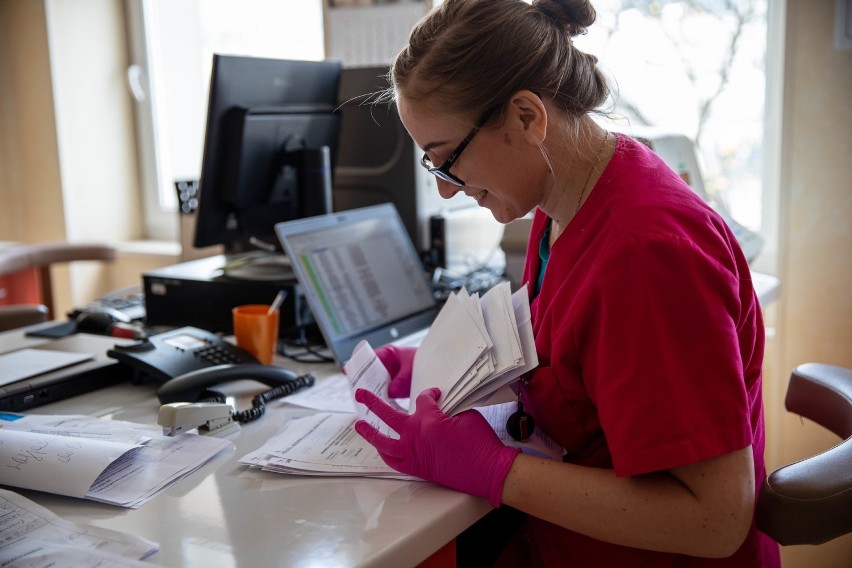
[0,429,142,498]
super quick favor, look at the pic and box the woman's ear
[507,90,548,145]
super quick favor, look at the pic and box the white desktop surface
[0,328,491,568]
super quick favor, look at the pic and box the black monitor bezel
[193,54,342,252]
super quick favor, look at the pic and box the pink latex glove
[354,387,520,507]
[375,345,416,398]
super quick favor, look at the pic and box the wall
[769,0,852,565]
[0,0,177,315]
[0,0,66,243]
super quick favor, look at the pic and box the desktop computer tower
[142,255,314,339]
[334,66,504,272]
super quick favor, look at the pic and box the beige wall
[0,0,66,242]
[0,0,176,315]
[768,0,852,565]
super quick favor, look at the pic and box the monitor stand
[220,251,294,281]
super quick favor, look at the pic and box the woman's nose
[436,179,461,200]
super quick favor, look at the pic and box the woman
[353,0,780,565]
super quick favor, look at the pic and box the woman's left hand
[354,387,520,507]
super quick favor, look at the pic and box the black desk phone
[107,326,304,404]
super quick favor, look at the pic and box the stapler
[158,402,240,437]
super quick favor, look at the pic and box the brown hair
[387,0,609,126]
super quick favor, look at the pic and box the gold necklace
[551,131,610,245]
[575,130,610,215]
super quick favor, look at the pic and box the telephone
[106,326,304,404]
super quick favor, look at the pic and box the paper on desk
[276,372,357,413]
[239,403,560,478]
[84,426,232,509]
[240,412,411,479]
[0,414,232,509]
[0,349,94,386]
[0,540,158,567]
[0,413,153,445]
[240,412,412,478]
[0,488,158,565]
[0,429,144,498]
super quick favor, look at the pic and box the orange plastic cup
[232,304,279,365]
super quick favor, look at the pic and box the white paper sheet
[0,414,232,509]
[409,291,491,411]
[276,373,357,413]
[0,488,159,565]
[0,429,143,498]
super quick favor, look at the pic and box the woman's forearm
[499,446,755,558]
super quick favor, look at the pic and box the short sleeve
[580,233,753,476]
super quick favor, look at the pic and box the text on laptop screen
[283,213,435,341]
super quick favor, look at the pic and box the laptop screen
[275,204,438,364]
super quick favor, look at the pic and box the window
[130,0,773,256]
[577,0,769,233]
[126,0,325,241]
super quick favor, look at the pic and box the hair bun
[533,0,596,36]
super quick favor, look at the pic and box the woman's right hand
[375,345,416,398]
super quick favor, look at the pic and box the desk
[0,327,491,567]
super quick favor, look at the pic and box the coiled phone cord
[199,373,316,424]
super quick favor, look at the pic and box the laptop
[275,203,440,365]
[0,333,134,411]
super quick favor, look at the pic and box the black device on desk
[142,255,313,339]
[106,326,313,410]
[0,333,135,411]
[67,286,146,322]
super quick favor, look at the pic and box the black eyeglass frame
[420,107,497,187]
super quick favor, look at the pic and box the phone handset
[157,364,302,403]
[157,364,315,424]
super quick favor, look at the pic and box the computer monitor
[334,66,482,263]
[193,54,342,253]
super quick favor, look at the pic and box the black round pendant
[506,405,536,442]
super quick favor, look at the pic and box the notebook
[275,203,440,365]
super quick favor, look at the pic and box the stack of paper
[410,282,538,415]
[0,488,159,566]
[239,283,559,479]
[240,400,561,479]
[0,414,232,509]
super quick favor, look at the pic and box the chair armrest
[0,243,117,319]
[756,363,852,545]
[0,304,49,332]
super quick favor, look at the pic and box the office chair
[0,242,116,330]
[0,304,49,332]
[756,363,852,545]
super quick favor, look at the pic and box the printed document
[0,413,232,508]
[0,488,159,566]
[239,285,561,478]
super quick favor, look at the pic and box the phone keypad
[196,345,245,366]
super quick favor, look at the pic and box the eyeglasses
[420,107,496,187]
